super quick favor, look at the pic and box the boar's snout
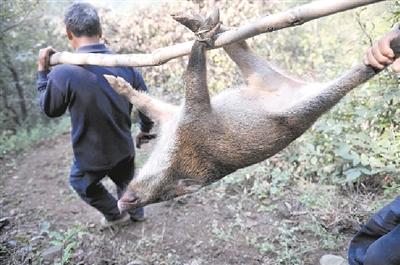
[118,190,140,213]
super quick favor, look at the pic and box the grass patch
[0,117,70,155]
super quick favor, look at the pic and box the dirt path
[1,134,365,265]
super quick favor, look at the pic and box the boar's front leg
[104,75,178,123]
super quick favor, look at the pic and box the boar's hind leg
[176,9,220,115]
[104,75,178,122]
[173,9,305,93]
[223,40,306,91]
[183,41,212,114]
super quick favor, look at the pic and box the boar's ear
[176,179,202,196]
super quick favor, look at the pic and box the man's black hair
[64,2,101,37]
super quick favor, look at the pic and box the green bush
[0,117,70,155]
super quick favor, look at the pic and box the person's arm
[131,68,156,148]
[37,47,69,117]
[364,23,400,72]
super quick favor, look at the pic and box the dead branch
[49,0,386,67]
[7,64,27,118]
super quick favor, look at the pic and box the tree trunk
[49,0,386,67]
[5,54,28,120]
[0,79,21,127]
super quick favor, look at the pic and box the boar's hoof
[195,8,220,47]
[171,11,204,33]
[104,74,132,97]
[172,8,220,47]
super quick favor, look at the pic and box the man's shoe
[100,212,131,228]
[130,207,146,222]
[320,255,349,265]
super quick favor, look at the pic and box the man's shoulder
[130,67,145,82]
[49,64,88,83]
[51,64,83,75]
[131,67,143,76]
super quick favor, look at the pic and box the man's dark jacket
[37,44,153,171]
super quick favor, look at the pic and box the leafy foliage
[49,226,85,265]
[0,0,70,155]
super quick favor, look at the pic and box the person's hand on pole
[364,25,400,72]
[38,46,57,71]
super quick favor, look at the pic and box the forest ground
[0,132,389,265]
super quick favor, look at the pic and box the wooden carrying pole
[49,0,386,67]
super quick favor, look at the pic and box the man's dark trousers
[69,155,143,221]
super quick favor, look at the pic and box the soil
[0,133,372,265]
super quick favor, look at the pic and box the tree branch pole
[50,0,386,67]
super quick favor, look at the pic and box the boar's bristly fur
[104,9,384,211]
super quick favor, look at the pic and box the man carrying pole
[36,2,155,227]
